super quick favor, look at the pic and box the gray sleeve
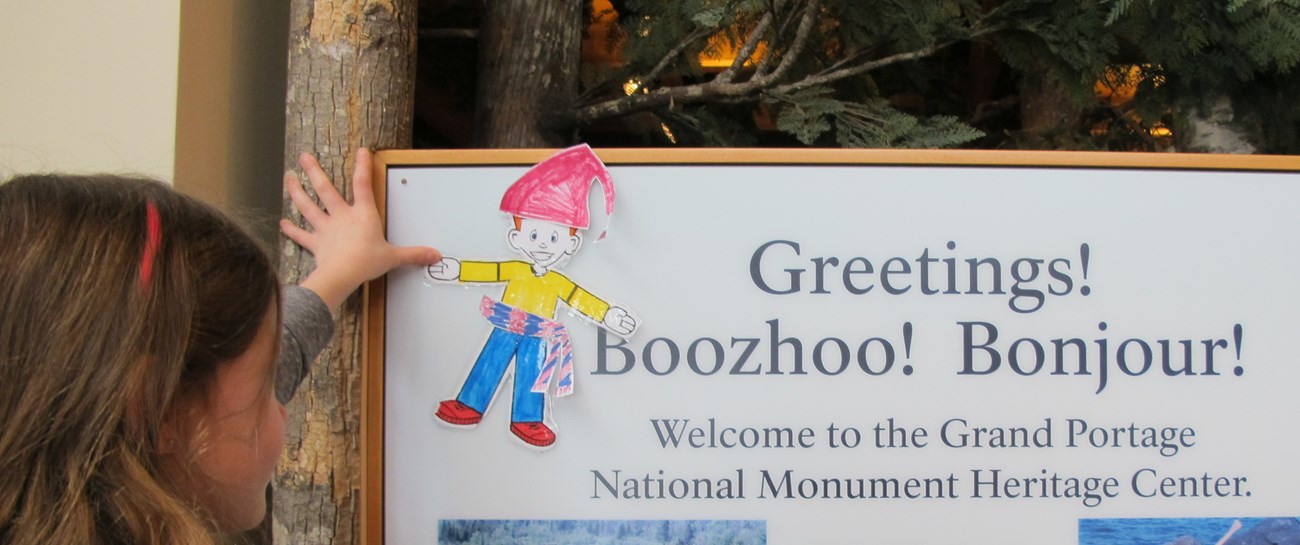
[276,285,335,404]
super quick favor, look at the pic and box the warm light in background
[660,123,677,143]
[582,0,766,71]
[586,3,1165,144]
[1096,65,1142,104]
[1093,65,1174,142]
[1095,64,1164,105]
[698,34,767,69]
[582,0,622,64]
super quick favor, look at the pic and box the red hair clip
[140,201,162,288]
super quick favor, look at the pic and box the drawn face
[508,218,581,271]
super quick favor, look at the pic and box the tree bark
[277,1,416,544]
[473,1,582,147]
[1018,63,1076,138]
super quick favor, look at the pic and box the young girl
[0,149,438,544]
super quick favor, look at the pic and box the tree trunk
[1018,64,1077,140]
[473,1,582,147]
[276,1,416,544]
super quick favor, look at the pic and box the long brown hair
[0,174,279,544]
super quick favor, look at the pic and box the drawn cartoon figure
[427,144,638,450]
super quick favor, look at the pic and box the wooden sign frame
[362,149,1300,545]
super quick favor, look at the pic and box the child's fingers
[284,172,330,227]
[279,218,317,251]
[298,152,348,213]
[351,148,376,207]
[392,245,443,267]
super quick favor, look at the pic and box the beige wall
[0,1,180,180]
[0,1,289,243]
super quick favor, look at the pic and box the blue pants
[456,328,545,422]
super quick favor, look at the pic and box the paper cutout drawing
[426,144,639,450]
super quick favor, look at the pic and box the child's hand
[282,148,442,312]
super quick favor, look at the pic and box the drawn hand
[282,148,442,312]
[603,306,638,337]
[427,257,461,281]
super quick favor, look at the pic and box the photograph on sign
[370,149,1300,544]
[438,520,765,544]
[1079,517,1300,545]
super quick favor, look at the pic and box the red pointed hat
[499,144,615,233]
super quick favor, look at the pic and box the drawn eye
[550,232,559,243]
[530,230,538,241]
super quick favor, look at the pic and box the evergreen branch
[751,0,795,78]
[752,33,780,78]
[643,27,714,88]
[764,90,981,148]
[571,36,954,125]
[572,81,745,124]
[568,15,1004,127]
[820,48,872,75]
[840,101,890,125]
[1105,0,1137,25]
[571,0,818,124]
[775,0,804,37]
[716,12,774,83]
[753,0,822,86]
[774,41,955,94]
[884,0,929,40]
[773,24,1006,94]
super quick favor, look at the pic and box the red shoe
[510,422,556,447]
[435,400,482,426]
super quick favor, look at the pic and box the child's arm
[275,149,441,403]
[275,285,335,403]
[281,148,442,312]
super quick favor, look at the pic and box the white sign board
[366,150,1300,545]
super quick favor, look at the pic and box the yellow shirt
[460,260,610,322]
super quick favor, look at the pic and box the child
[0,149,438,544]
